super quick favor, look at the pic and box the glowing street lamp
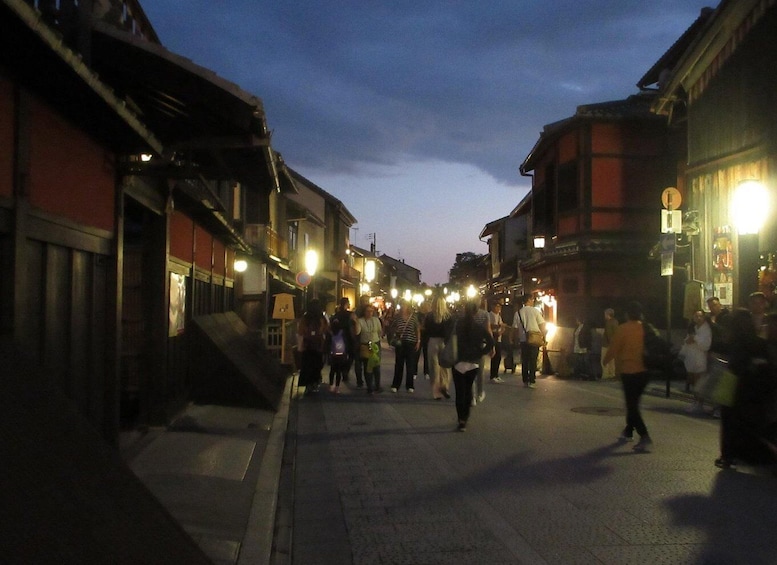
[233,259,248,273]
[733,180,769,305]
[304,249,319,276]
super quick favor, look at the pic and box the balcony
[244,224,288,260]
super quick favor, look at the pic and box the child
[328,317,349,393]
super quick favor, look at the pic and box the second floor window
[557,161,578,213]
[288,221,298,252]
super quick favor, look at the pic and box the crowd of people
[295,291,777,470]
[295,293,548,431]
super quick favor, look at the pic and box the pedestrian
[488,302,506,383]
[602,301,653,451]
[330,297,359,386]
[356,303,384,394]
[352,294,372,387]
[707,296,733,419]
[472,297,494,404]
[389,300,421,393]
[680,310,711,413]
[416,300,431,381]
[452,301,494,431]
[715,305,776,470]
[297,298,329,394]
[571,314,593,380]
[601,308,618,380]
[424,295,455,400]
[327,317,349,394]
[514,294,545,389]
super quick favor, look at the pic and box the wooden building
[518,93,679,357]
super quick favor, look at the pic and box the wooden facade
[652,0,777,309]
[1,0,282,444]
[520,95,677,335]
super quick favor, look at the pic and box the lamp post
[733,180,768,306]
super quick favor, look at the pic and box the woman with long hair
[452,301,494,431]
[424,296,455,400]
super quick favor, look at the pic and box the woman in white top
[357,304,384,394]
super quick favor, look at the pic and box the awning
[0,0,163,154]
[90,22,277,190]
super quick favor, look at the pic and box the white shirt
[513,306,545,342]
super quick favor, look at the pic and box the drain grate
[571,406,625,417]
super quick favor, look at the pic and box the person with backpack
[327,317,349,394]
[297,298,328,394]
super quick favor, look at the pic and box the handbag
[518,310,545,347]
[439,332,458,369]
[527,331,545,347]
[360,343,372,359]
[694,357,738,407]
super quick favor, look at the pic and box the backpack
[302,319,324,352]
[330,330,347,358]
[643,322,671,372]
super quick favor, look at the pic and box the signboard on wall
[169,272,186,337]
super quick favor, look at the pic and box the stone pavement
[125,345,777,564]
[285,347,777,565]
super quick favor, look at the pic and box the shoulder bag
[519,311,545,347]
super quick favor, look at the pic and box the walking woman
[425,296,455,400]
[297,298,329,394]
[602,301,653,450]
[389,300,421,393]
[452,301,494,431]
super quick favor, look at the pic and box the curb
[238,373,294,565]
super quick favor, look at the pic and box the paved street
[283,347,777,565]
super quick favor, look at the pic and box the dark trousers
[520,343,540,383]
[300,350,323,388]
[453,366,478,423]
[361,357,381,392]
[490,342,503,379]
[353,346,364,385]
[621,372,650,437]
[392,341,417,390]
[328,358,348,387]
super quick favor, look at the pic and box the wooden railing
[243,224,288,260]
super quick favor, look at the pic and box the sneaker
[458,421,467,432]
[335,386,340,394]
[478,391,486,403]
[714,457,736,470]
[425,374,430,380]
[408,388,414,393]
[633,435,653,451]
[491,377,504,383]
[618,433,634,442]
[527,383,537,389]
[471,397,477,407]
[391,387,398,393]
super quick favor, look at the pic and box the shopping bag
[695,357,738,407]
